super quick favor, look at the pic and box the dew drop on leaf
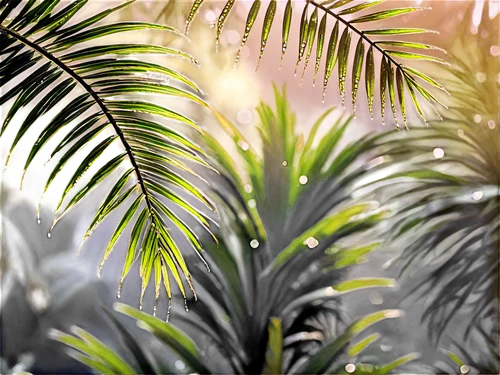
[299,175,308,185]
[345,364,356,373]
[250,239,259,248]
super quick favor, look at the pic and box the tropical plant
[133,0,260,119]
[0,0,218,311]
[185,0,449,127]
[51,89,420,374]
[346,3,500,373]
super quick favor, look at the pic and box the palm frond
[185,0,449,127]
[0,0,216,311]
[338,9,500,373]
[355,5,500,272]
[50,325,136,375]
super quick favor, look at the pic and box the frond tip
[1,0,216,314]
[186,0,448,126]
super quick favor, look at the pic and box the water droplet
[460,365,470,374]
[325,287,336,296]
[457,129,465,137]
[37,218,41,224]
[175,360,186,370]
[304,237,319,249]
[345,364,356,373]
[244,184,253,193]
[474,114,482,123]
[490,45,500,56]
[139,292,144,311]
[166,299,172,322]
[184,299,189,312]
[369,291,384,305]
[476,72,487,83]
[488,120,496,129]
[248,199,256,208]
[250,239,259,248]
[116,283,122,299]
[282,160,288,167]
[471,191,483,200]
[47,232,51,238]
[433,147,445,159]
[237,140,249,151]
[299,175,308,185]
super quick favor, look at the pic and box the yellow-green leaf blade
[365,45,375,118]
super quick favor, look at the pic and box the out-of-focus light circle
[175,361,185,370]
[237,109,253,125]
[490,45,500,56]
[472,191,483,200]
[476,72,486,83]
[226,29,241,45]
[345,364,356,373]
[282,160,288,167]
[250,239,259,248]
[240,45,251,58]
[457,129,465,137]
[474,114,482,123]
[299,175,308,185]
[488,120,496,129]
[248,199,256,208]
[481,29,489,39]
[433,147,445,159]
[369,292,384,305]
[204,10,217,23]
[460,365,470,374]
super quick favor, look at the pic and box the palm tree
[368,9,499,343]
[51,88,420,375]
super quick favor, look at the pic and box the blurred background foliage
[1,0,499,374]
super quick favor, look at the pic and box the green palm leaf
[0,0,215,313]
[50,326,136,374]
[185,0,448,127]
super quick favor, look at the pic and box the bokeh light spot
[237,109,253,125]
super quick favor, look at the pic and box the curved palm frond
[185,0,449,128]
[346,7,500,373]
[0,0,217,312]
[356,2,500,269]
[56,328,136,375]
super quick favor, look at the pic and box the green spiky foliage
[346,6,500,373]
[53,89,419,374]
[0,0,217,311]
[185,0,449,127]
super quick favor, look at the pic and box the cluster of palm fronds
[50,89,420,374]
[0,0,217,313]
[186,0,448,127]
[1,1,498,374]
